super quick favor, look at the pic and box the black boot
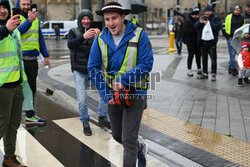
[98,116,111,129]
[238,78,243,87]
[83,120,92,136]
[244,77,250,84]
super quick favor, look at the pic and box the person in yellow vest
[16,0,50,125]
[0,0,32,166]
[88,2,153,167]
[223,5,245,76]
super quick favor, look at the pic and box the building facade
[12,0,248,32]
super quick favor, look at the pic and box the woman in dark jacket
[183,7,202,77]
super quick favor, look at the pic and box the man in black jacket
[183,7,202,77]
[244,1,250,23]
[194,5,222,81]
[223,5,245,76]
[67,9,110,136]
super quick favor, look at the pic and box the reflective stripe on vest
[0,51,17,58]
[0,29,21,84]
[20,15,40,51]
[98,27,148,89]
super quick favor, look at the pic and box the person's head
[0,0,10,21]
[177,18,182,24]
[77,9,93,29]
[234,5,242,15]
[241,42,249,52]
[96,1,131,35]
[246,1,250,15]
[19,0,31,14]
[204,5,213,18]
[191,6,200,20]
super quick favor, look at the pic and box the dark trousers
[0,85,24,157]
[108,98,146,167]
[175,37,183,54]
[187,43,201,70]
[200,44,217,74]
[23,59,38,117]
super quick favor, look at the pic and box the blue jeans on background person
[227,38,237,70]
[175,37,183,55]
[73,71,108,123]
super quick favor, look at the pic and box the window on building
[159,8,163,18]
[154,8,158,17]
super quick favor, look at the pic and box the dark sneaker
[137,142,148,167]
[244,77,250,84]
[3,154,27,167]
[228,69,238,76]
[238,78,244,87]
[25,116,46,126]
[211,73,216,81]
[98,116,111,129]
[83,120,92,136]
[197,73,208,79]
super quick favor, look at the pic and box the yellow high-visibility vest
[98,27,148,90]
[223,13,246,35]
[20,15,40,51]
[0,29,22,85]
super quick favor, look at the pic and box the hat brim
[96,8,131,16]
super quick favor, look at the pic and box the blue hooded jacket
[16,0,49,58]
[88,21,154,103]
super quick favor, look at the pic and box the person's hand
[83,29,96,39]
[44,57,51,67]
[6,15,21,32]
[112,82,124,91]
[28,10,38,22]
[240,67,244,71]
[107,99,115,105]
[200,17,208,24]
[92,28,100,37]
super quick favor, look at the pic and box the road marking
[0,126,63,167]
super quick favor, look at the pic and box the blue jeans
[175,37,183,54]
[227,39,237,70]
[73,71,108,123]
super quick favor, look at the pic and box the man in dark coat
[223,5,245,75]
[244,1,250,23]
[194,5,222,81]
[67,9,110,136]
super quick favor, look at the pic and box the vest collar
[100,20,137,50]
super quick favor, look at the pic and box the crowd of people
[1,0,250,167]
[174,1,250,83]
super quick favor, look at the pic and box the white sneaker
[187,70,193,77]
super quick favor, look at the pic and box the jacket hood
[77,9,93,29]
[15,0,32,8]
[0,0,11,24]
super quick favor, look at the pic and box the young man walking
[88,2,153,167]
